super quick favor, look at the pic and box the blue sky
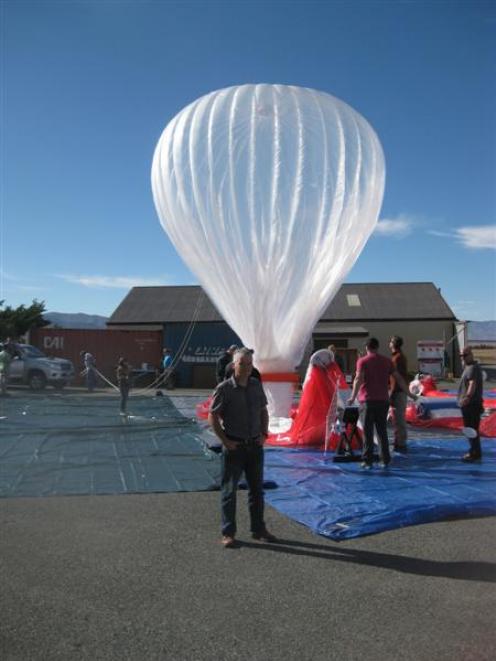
[2,0,495,321]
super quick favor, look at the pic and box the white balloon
[152,84,385,418]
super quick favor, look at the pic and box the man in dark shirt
[208,347,276,548]
[347,337,413,469]
[389,335,409,452]
[458,347,484,462]
[215,344,238,383]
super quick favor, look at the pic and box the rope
[132,290,206,395]
[93,367,120,392]
[79,290,206,397]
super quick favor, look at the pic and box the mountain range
[467,321,496,342]
[45,312,109,329]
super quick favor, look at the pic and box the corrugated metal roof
[107,282,456,325]
[109,286,224,324]
[314,324,369,335]
[322,283,455,320]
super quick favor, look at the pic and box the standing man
[116,357,131,415]
[80,350,97,392]
[208,347,276,548]
[215,344,238,384]
[160,348,175,389]
[347,337,413,469]
[0,344,12,396]
[458,347,484,462]
[389,335,409,452]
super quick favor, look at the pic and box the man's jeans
[86,367,97,392]
[119,383,129,413]
[390,391,408,447]
[360,400,390,465]
[221,443,265,537]
[461,403,483,457]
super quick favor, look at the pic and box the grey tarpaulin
[0,394,221,497]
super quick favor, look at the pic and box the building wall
[164,322,240,388]
[308,319,459,377]
[100,318,460,388]
[29,328,163,386]
[361,320,459,375]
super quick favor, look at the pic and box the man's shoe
[221,535,236,548]
[379,460,390,469]
[462,453,482,463]
[360,461,372,470]
[393,444,407,454]
[252,529,278,543]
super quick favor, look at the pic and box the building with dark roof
[108,283,458,387]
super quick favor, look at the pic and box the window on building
[346,294,361,307]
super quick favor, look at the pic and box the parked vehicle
[8,344,75,390]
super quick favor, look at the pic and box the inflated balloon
[152,84,385,424]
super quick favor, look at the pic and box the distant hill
[45,312,109,329]
[467,321,496,342]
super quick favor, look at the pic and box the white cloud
[374,215,413,238]
[427,225,496,250]
[57,274,168,289]
[455,225,496,250]
[426,230,452,238]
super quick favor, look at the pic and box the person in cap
[457,347,484,462]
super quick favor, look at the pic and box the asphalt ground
[1,386,496,660]
[1,493,496,661]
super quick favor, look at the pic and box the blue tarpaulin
[0,394,221,497]
[264,439,496,540]
[2,393,495,542]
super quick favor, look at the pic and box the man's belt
[226,434,261,444]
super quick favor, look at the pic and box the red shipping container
[29,329,163,387]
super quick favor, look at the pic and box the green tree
[0,299,49,339]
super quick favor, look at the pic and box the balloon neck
[261,372,300,421]
[261,372,300,384]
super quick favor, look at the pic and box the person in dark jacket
[116,357,131,414]
[389,335,409,452]
[458,347,484,462]
[216,344,238,383]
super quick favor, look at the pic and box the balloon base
[268,416,293,434]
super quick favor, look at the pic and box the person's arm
[258,407,269,445]
[347,368,363,405]
[392,369,417,400]
[208,412,237,450]
[460,379,476,407]
[389,354,398,395]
